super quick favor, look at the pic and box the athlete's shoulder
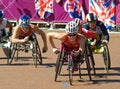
[14,25,21,30]
[97,20,104,26]
[82,23,89,30]
[3,18,7,21]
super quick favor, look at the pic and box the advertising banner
[0,0,119,25]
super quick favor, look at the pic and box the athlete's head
[66,21,78,36]
[86,13,97,22]
[86,13,97,30]
[19,14,30,29]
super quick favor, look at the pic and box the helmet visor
[68,33,77,36]
[21,26,29,30]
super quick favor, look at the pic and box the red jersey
[63,35,79,51]
[18,25,33,37]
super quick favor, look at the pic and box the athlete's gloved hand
[91,41,96,45]
[53,48,59,54]
[42,46,48,53]
[7,32,12,37]
[102,40,108,44]
[23,36,29,43]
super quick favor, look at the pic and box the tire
[32,41,38,68]
[102,44,111,73]
[84,45,92,81]
[55,47,65,81]
[87,45,96,75]
[33,34,42,65]
[31,34,42,68]
[1,37,11,62]
[2,47,10,58]
[68,55,74,85]
[8,44,17,64]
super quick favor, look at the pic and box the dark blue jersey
[83,20,109,41]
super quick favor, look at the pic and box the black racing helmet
[86,13,97,22]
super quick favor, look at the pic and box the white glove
[102,40,108,44]
[53,48,59,54]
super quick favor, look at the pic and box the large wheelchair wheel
[32,34,42,68]
[7,43,17,64]
[3,44,12,64]
[87,45,96,75]
[68,47,92,85]
[0,30,11,59]
[0,36,11,63]
[84,45,92,81]
[102,43,111,73]
[2,45,11,59]
[55,47,65,82]
[68,55,74,85]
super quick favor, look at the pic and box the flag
[64,0,85,22]
[89,0,115,30]
[35,0,53,19]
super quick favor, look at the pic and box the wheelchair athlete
[0,9,12,38]
[83,13,111,72]
[83,12,109,46]
[0,10,13,58]
[11,14,48,53]
[47,21,86,72]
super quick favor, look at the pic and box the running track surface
[0,30,120,89]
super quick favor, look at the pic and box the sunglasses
[22,26,29,30]
[88,20,96,23]
[68,33,76,36]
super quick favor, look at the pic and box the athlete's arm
[31,24,48,52]
[99,22,109,42]
[11,26,29,43]
[6,20,13,35]
[47,32,66,54]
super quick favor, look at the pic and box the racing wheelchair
[7,33,42,68]
[0,29,11,63]
[87,37,111,73]
[55,43,93,85]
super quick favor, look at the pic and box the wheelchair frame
[7,33,42,68]
[0,29,11,63]
[88,41,111,73]
[55,43,92,85]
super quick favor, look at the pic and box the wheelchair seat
[91,45,104,53]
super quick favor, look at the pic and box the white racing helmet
[66,21,78,35]
[74,18,81,26]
